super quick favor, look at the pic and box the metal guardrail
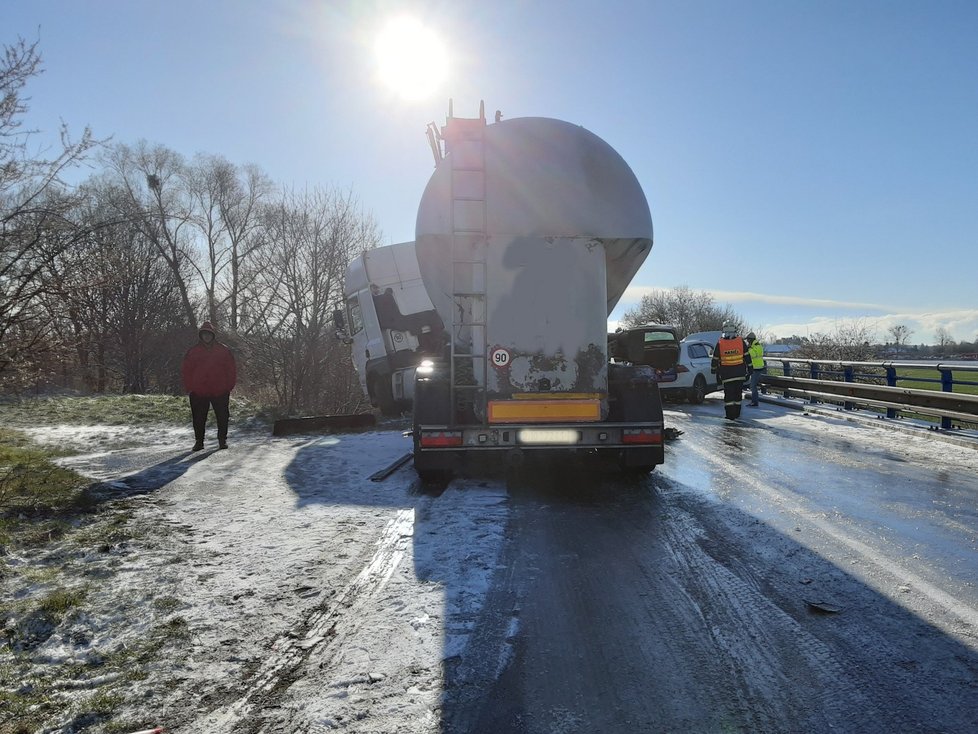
[761,358,978,430]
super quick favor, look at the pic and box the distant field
[766,365,978,396]
[763,364,978,429]
[896,367,978,396]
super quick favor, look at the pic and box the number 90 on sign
[490,347,511,368]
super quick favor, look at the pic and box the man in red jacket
[182,321,237,451]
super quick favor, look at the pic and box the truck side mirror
[333,308,353,344]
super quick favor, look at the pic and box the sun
[374,16,448,101]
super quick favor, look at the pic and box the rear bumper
[414,422,664,451]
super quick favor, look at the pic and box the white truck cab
[338,241,445,416]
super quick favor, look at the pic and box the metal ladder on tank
[445,101,489,427]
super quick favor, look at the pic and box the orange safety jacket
[713,337,748,379]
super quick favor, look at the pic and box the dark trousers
[722,378,744,420]
[189,393,230,443]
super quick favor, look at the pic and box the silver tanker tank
[415,114,653,408]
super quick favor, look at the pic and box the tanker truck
[341,103,676,478]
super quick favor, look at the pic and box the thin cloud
[615,286,978,343]
[762,311,978,343]
[620,285,896,312]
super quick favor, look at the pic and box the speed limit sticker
[490,347,511,369]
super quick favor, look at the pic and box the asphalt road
[437,398,978,733]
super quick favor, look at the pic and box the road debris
[805,599,842,614]
[369,452,414,481]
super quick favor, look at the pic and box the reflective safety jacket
[711,337,748,379]
[748,341,765,369]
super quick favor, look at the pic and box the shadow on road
[283,429,978,734]
[88,450,215,500]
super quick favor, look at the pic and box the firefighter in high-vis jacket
[711,323,750,420]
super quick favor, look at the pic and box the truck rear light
[420,431,463,448]
[622,428,662,445]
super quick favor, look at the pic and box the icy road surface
[21,397,978,733]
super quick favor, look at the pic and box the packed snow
[6,395,977,732]
[9,423,511,733]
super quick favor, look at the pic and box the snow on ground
[762,397,978,472]
[8,399,976,732]
[9,424,510,733]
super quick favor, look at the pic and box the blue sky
[4,0,977,344]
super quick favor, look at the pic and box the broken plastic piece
[805,599,842,614]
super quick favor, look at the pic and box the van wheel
[689,375,707,404]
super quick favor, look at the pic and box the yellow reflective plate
[488,399,601,423]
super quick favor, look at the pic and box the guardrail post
[843,365,854,410]
[940,368,953,430]
[782,361,791,398]
[885,366,897,418]
[809,362,820,404]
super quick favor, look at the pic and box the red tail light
[420,431,463,448]
[622,428,662,445]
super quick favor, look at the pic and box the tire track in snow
[191,506,418,732]
[657,489,888,732]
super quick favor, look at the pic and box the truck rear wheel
[619,447,661,475]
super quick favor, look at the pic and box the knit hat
[199,321,216,336]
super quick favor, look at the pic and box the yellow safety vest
[748,341,765,369]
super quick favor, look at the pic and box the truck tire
[619,450,658,475]
[369,375,399,417]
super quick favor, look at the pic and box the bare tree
[0,37,99,385]
[934,327,954,353]
[620,285,744,338]
[102,141,199,328]
[794,320,878,362]
[185,155,273,329]
[44,178,187,392]
[243,187,379,414]
[887,324,912,351]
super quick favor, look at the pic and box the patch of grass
[0,394,187,426]
[0,393,271,427]
[0,429,92,549]
[159,615,191,640]
[73,511,134,551]
[895,367,978,395]
[153,595,181,614]
[83,687,125,714]
[37,587,87,618]
[0,668,50,732]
